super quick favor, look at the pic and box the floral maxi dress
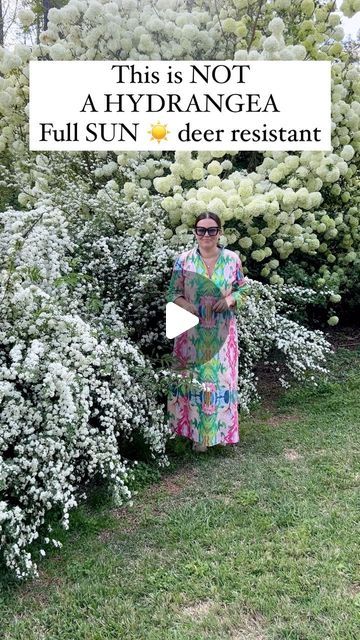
[166,244,251,447]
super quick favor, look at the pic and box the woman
[166,211,251,452]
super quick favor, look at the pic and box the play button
[166,302,199,339]
[165,269,232,366]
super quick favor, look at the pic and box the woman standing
[166,211,251,452]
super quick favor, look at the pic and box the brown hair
[194,211,222,229]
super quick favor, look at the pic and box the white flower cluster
[235,279,334,409]
[150,143,359,297]
[0,200,171,580]
[0,0,358,581]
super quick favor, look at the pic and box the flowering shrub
[0,204,171,580]
[1,0,358,311]
[0,0,359,580]
[236,278,334,409]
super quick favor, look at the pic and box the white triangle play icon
[166,301,199,339]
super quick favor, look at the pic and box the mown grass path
[1,341,359,640]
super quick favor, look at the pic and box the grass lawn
[0,339,359,640]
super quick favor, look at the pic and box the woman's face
[194,218,220,252]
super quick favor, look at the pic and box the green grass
[1,346,360,640]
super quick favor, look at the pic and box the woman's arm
[166,256,198,316]
[166,255,184,304]
[231,256,251,310]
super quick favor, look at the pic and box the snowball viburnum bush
[0,0,359,580]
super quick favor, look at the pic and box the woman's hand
[212,294,235,313]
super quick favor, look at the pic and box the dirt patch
[283,448,302,461]
[265,412,302,427]
[105,502,152,535]
[139,467,200,501]
[104,467,200,536]
[323,325,360,352]
[213,494,232,505]
[181,601,269,639]
[182,599,214,618]
[347,582,360,596]
[98,530,116,542]
[251,325,359,414]
[160,479,183,495]
[18,570,64,606]
[252,361,288,412]
[229,610,269,639]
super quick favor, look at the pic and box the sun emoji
[147,121,170,144]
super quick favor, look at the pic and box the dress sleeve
[231,255,251,310]
[166,254,185,303]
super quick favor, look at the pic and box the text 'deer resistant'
[29,60,331,151]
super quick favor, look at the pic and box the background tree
[0,0,20,46]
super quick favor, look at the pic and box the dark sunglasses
[194,226,219,237]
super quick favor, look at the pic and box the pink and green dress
[166,243,251,447]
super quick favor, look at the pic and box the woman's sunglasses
[194,226,219,237]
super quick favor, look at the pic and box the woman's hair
[193,211,222,248]
[194,211,222,229]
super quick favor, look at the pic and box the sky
[335,0,360,39]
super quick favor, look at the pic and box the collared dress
[166,243,251,447]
